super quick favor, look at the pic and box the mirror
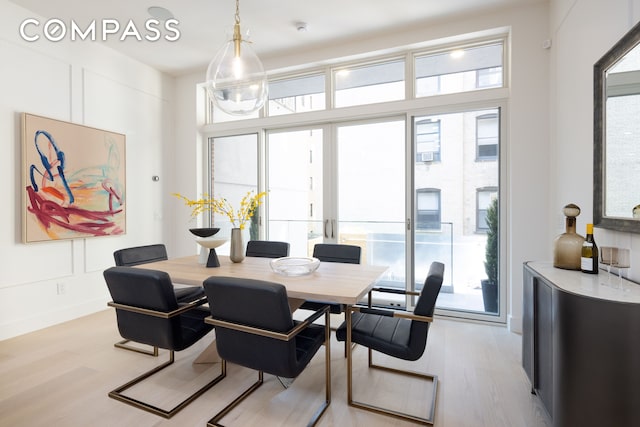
[594,21,640,232]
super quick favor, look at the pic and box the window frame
[266,72,327,117]
[415,118,441,163]
[416,188,442,231]
[476,66,503,89]
[200,32,510,325]
[204,37,507,125]
[414,41,505,99]
[332,57,406,108]
[475,113,499,161]
[476,187,498,233]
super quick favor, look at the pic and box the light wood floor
[0,310,551,427]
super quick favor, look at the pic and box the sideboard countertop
[525,261,640,304]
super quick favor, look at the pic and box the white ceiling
[10,0,542,76]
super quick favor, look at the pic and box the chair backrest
[203,276,304,377]
[312,243,361,264]
[113,244,168,266]
[414,261,445,317]
[245,240,290,258]
[407,261,445,359]
[103,266,200,351]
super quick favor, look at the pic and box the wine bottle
[580,223,598,274]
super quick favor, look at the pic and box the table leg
[288,297,305,312]
[346,305,353,404]
[193,333,222,365]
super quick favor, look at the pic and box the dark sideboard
[523,261,640,427]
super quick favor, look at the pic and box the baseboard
[508,314,522,334]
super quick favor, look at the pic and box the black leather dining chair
[245,240,290,258]
[299,243,362,356]
[336,261,445,425]
[202,276,331,427]
[312,243,361,264]
[103,266,225,418]
[113,244,205,356]
[299,243,361,315]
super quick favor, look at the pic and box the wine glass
[600,246,618,287]
[616,248,631,291]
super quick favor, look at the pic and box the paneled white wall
[0,0,174,340]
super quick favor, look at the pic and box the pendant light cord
[233,0,242,56]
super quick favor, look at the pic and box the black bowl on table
[189,227,220,238]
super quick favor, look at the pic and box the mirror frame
[594,20,640,233]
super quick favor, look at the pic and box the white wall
[173,2,552,332]
[167,72,207,258]
[0,0,175,340]
[550,0,640,285]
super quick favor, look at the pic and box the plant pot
[481,279,498,313]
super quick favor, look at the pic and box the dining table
[133,254,389,364]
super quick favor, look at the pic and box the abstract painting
[22,113,126,242]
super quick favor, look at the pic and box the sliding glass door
[215,108,501,319]
[265,118,405,265]
[209,133,259,251]
[412,108,500,316]
[335,120,407,294]
[266,127,325,256]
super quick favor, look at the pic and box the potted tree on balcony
[482,197,498,313]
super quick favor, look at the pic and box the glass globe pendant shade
[205,30,268,116]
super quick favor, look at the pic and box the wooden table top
[136,255,389,305]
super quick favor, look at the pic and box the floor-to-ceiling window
[410,109,500,314]
[335,119,407,285]
[208,133,259,251]
[204,36,507,322]
[265,127,325,255]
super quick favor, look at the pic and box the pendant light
[205,0,268,116]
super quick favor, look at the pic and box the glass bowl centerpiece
[270,257,321,276]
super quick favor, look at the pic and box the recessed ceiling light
[147,6,174,21]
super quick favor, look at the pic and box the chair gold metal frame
[107,297,226,418]
[204,304,331,427]
[112,244,206,357]
[113,338,158,356]
[339,261,444,426]
[346,300,437,425]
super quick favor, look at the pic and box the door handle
[331,220,335,238]
[324,219,329,238]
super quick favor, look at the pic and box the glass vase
[229,228,245,263]
[553,204,585,270]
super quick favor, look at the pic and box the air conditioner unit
[420,152,434,162]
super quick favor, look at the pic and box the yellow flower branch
[173,190,266,230]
